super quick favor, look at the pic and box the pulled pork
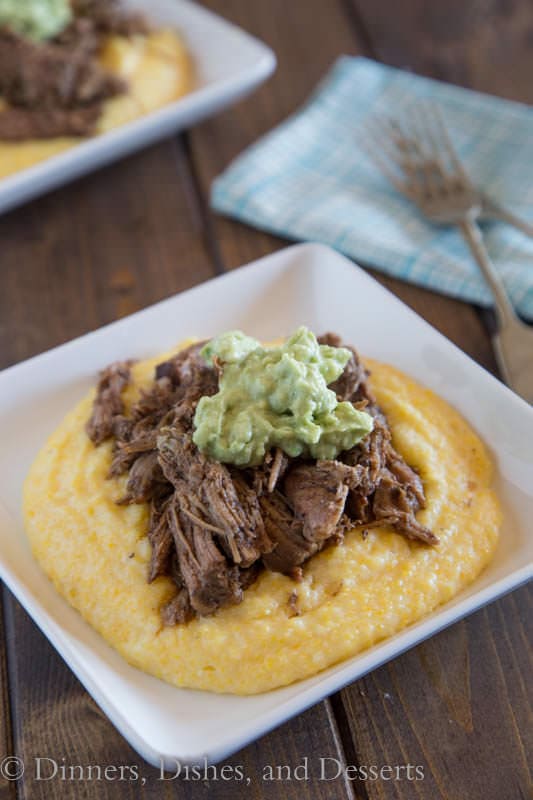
[86,360,132,445]
[0,0,147,140]
[69,0,148,38]
[87,334,438,625]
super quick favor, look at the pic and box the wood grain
[350,0,533,102]
[0,595,15,800]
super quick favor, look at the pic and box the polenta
[23,345,501,695]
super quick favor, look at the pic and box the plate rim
[0,241,531,767]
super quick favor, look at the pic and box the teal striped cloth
[211,57,533,320]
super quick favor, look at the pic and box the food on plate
[23,329,501,694]
[0,0,192,177]
[193,329,375,465]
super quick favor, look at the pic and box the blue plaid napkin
[211,57,533,320]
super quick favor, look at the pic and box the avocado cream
[193,327,374,467]
[0,0,72,40]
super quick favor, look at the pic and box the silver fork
[364,103,533,404]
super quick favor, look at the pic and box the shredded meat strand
[86,360,132,445]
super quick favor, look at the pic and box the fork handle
[459,217,517,329]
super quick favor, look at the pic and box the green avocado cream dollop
[192,327,374,467]
[0,0,72,41]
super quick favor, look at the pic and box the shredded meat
[284,460,361,544]
[0,104,103,139]
[344,414,390,495]
[87,333,438,624]
[157,424,271,567]
[160,589,195,627]
[86,360,132,445]
[167,489,242,616]
[0,1,147,140]
[54,16,100,52]
[252,447,289,495]
[70,0,148,37]
[118,451,166,505]
[260,491,317,574]
[372,468,438,545]
[0,28,125,111]
[319,333,370,402]
[147,494,173,582]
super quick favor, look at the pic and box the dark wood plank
[0,597,16,800]
[189,0,497,372]
[350,0,533,102]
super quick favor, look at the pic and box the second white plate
[0,0,276,214]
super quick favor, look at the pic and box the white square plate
[0,243,531,767]
[0,0,275,214]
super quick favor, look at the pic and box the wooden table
[0,2,531,798]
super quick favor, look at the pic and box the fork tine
[409,103,437,158]
[375,114,432,199]
[426,102,469,181]
[362,118,424,200]
[383,114,422,165]
[409,101,445,164]
[362,116,406,168]
[366,115,410,165]
[359,119,414,196]
[382,112,440,198]
[398,106,426,155]
[407,102,453,194]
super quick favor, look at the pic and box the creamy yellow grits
[0,28,192,179]
[23,347,501,695]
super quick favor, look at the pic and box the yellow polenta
[0,28,192,179]
[23,349,501,695]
